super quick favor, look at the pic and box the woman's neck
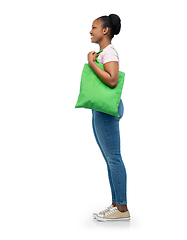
[99,39,111,51]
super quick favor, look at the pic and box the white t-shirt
[97,44,119,65]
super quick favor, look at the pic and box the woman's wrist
[88,60,95,68]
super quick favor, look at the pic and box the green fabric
[75,49,125,117]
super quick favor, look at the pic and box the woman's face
[90,19,105,43]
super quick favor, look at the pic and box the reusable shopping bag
[75,49,125,117]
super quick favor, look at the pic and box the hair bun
[108,14,121,35]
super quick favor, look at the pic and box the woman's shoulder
[103,44,119,57]
[99,44,119,64]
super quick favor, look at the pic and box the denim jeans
[92,99,127,205]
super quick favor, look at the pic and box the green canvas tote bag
[75,49,125,117]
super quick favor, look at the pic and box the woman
[88,14,130,221]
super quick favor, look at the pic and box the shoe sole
[96,216,131,222]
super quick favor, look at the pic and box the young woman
[88,14,130,221]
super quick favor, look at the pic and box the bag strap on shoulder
[95,49,104,64]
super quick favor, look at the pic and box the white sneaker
[93,204,114,218]
[96,206,130,221]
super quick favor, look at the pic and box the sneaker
[93,204,114,219]
[96,206,130,221]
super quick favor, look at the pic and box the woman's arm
[88,51,119,89]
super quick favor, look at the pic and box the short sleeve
[102,46,119,64]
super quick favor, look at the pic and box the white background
[0,0,187,239]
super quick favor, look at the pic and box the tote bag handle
[95,49,104,64]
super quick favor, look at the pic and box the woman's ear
[103,27,109,35]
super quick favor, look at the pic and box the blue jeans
[92,99,127,205]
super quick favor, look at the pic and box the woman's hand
[87,51,99,67]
